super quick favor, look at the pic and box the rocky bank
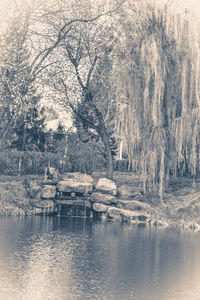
[1,171,200,231]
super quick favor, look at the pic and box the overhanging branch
[30,0,127,81]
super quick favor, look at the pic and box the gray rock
[116,200,151,212]
[93,203,108,213]
[61,172,93,183]
[118,185,138,200]
[90,192,118,205]
[96,178,117,195]
[41,185,56,199]
[57,180,93,194]
[107,207,150,223]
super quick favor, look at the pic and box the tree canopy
[0,0,200,198]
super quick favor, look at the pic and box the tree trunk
[100,124,113,179]
[18,155,22,176]
[85,91,114,179]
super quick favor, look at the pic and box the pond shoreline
[0,172,200,231]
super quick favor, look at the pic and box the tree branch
[31,27,72,80]
[86,55,98,88]
[30,0,127,81]
[33,61,59,78]
[65,45,86,91]
[59,79,100,132]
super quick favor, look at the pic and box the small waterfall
[83,203,86,218]
[58,200,92,217]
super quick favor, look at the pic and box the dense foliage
[0,0,200,200]
[0,17,45,150]
[113,5,200,200]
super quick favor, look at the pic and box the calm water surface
[0,216,200,300]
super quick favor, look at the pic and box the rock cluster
[95,178,117,195]
[57,172,94,195]
[90,178,151,224]
[26,169,94,215]
[1,169,151,224]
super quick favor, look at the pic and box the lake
[0,216,200,300]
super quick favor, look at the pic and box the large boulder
[41,185,56,199]
[117,185,138,200]
[107,207,150,223]
[92,203,108,213]
[90,192,118,205]
[95,178,117,195]
[116,200,151,212]
[57,180,93,194]
[61,172,94,183]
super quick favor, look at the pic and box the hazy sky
[0,0,199,33]
[0,0,200,20]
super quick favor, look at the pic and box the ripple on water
[0,216,200,300]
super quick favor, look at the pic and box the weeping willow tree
[113,3,200,201]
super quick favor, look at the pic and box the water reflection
[0,216,200,299]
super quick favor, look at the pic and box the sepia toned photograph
[0,0,200,299]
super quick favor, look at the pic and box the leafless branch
[59,79,100,132]
[30,0,127,80]
[86,55,98,88]
[33,61,59,78]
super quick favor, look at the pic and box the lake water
[0,216,200,300]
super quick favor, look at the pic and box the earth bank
[1,171,200,231]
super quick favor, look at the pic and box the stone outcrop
[95,178,117,195]
[116,200,151,212]
[61,172,94,183]
[57,172,94,195]
[90,192,118,205]
[57,181,93,194]
[92,203,109,213]
[107,207,150,223]
[0,171,153,224]
[41,185,56,199]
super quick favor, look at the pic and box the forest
[0,0,200,202]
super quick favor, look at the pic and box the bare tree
[28,0,126,178]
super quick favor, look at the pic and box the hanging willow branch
[114,6,200,201]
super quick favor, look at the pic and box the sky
[0,0,200,22]
[0,0,199,34]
